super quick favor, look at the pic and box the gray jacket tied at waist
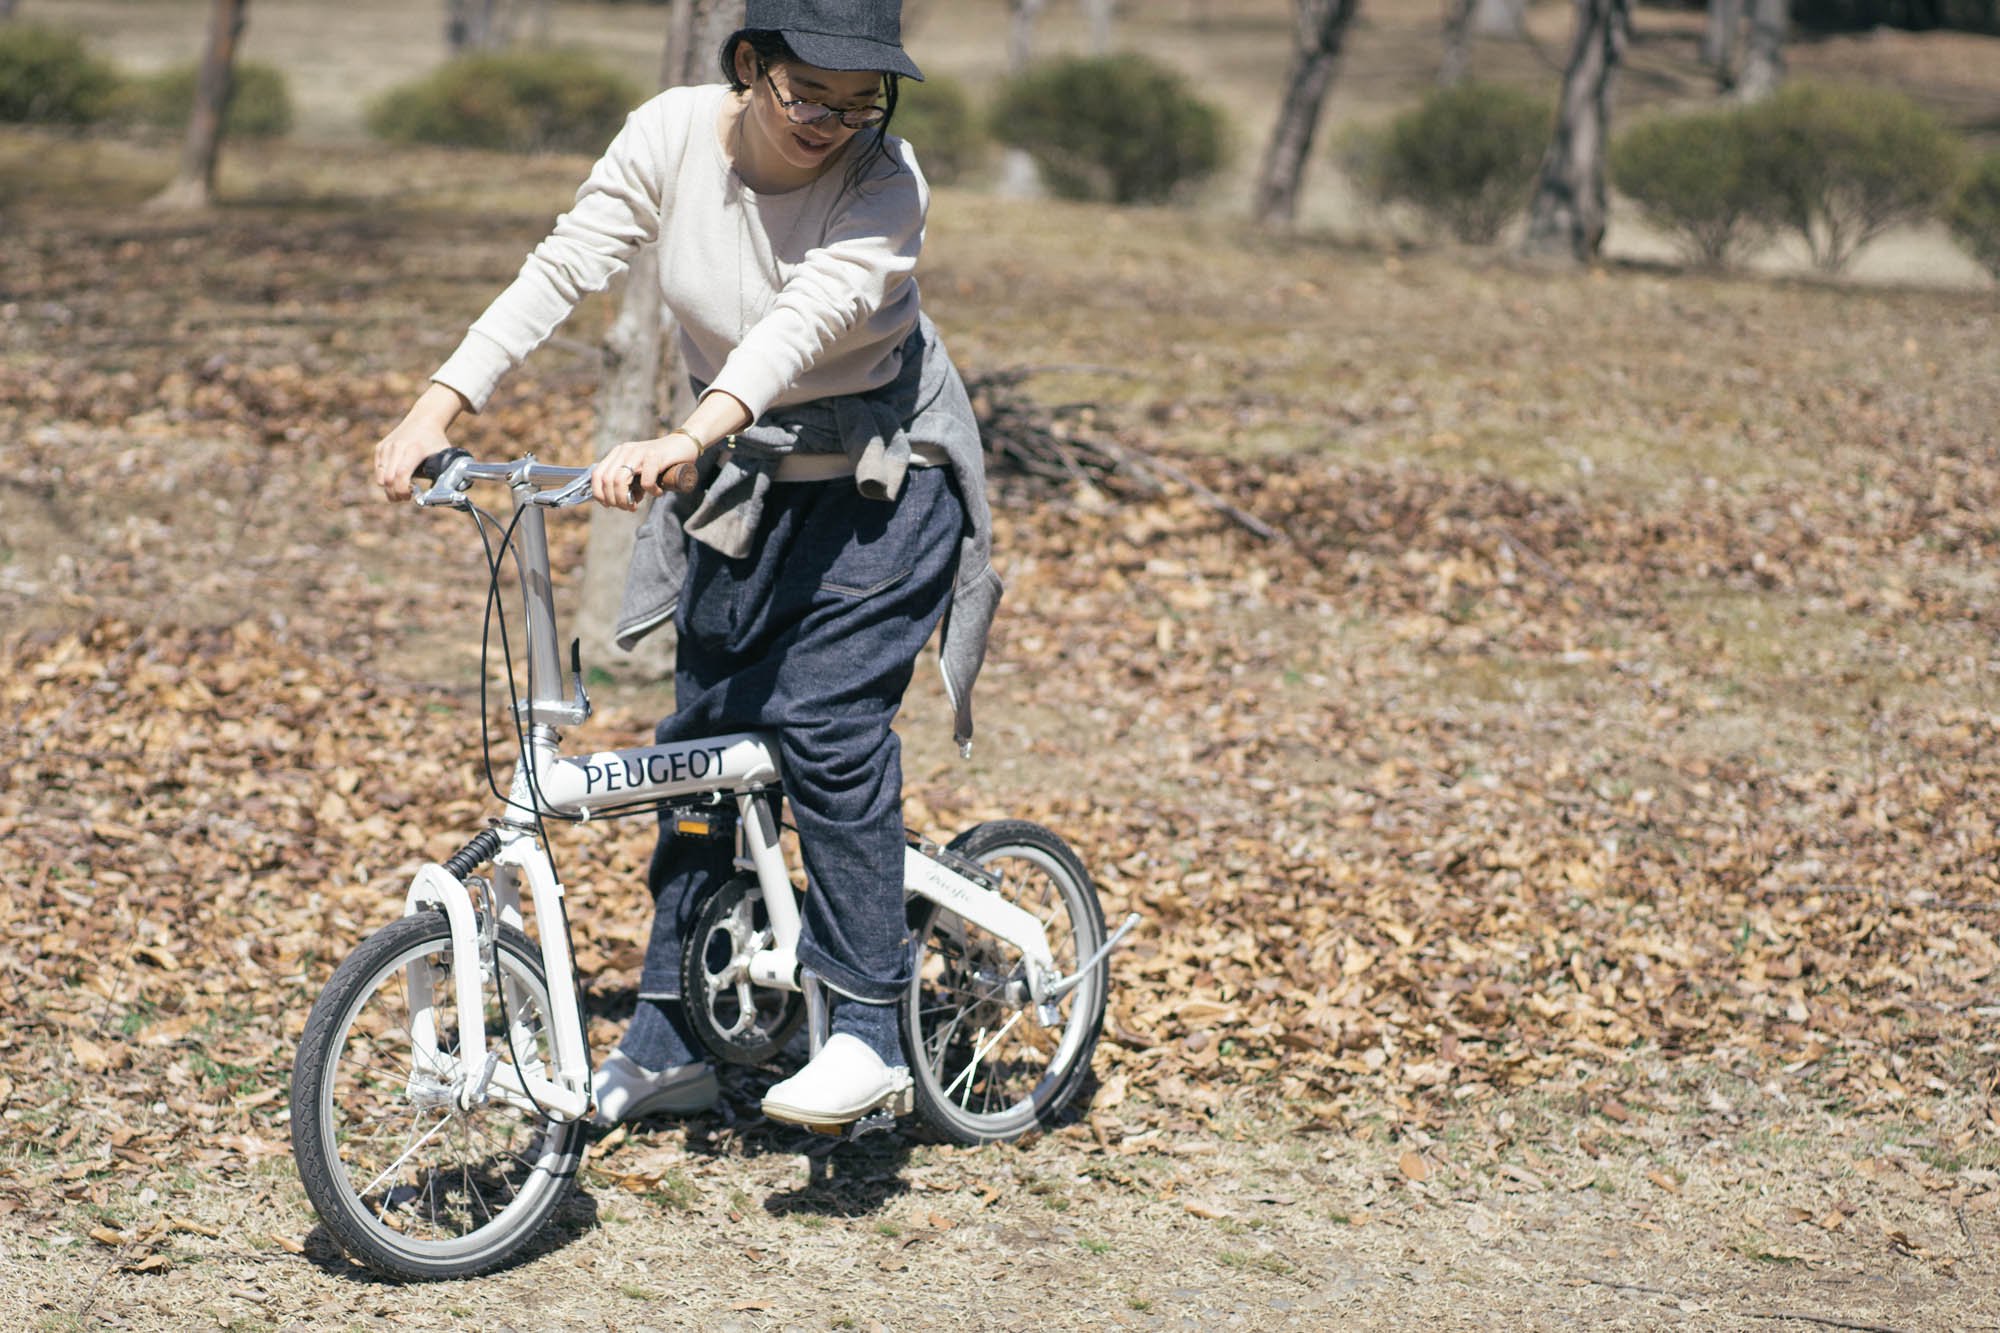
[614,314,1002,755]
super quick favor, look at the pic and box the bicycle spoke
[943,1009,1025,1104]
[359,1112,455,1214]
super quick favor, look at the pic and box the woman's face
[736,51,885,178]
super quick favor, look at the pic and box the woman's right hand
[374,383,469,502]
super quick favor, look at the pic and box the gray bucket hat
[733,0,924,82]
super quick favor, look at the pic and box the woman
[371,0,1000,1131]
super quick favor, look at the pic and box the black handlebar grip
[416,447,472,483]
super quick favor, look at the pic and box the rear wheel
[290,911,585,1280]
[904,821,1107,1144]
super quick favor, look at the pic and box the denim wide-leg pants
[637,465,964,1006]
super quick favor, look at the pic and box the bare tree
[446,0,511,54]
[146,0,248,212]
[1252,0,1361,228]
[1522,0,1631,262]
[576,0,745,676]
[1734,0,1786,101]
[1472,0,1525,36]
[997,0,1051,197]
[1701,0,1743,74]
[1441,0,1475,86]
[1081,0,1116,54]
[1009,0,1048,74]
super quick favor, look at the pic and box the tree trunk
[1440,0,1476,85]
[1701,0,1743,71]
[146,0,248,212]
[1081,0,1116,54]
[446,0,506,54]
[1009,0,1047,74]
[0,0,20,20]
[1734,0,1786,101]
[1522,0,1630,263]
[576,0,744,680]
[1472,0,1525,37]
[1252,0,1361,229]
[997,0,1051,198]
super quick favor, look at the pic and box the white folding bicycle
[289,450,1137,1280]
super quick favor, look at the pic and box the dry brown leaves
[3,208,1999,1235]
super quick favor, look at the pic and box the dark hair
[720,29,902,193]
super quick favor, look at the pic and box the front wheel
[904,820,1108,1145]
[290,911,586,1281]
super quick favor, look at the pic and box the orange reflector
[675,818,712,837]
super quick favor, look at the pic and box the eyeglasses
[762,70,887,130]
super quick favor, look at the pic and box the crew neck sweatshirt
[432,83,926,423]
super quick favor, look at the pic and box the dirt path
[7,1074,1996,1331]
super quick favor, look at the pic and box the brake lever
[530,472,598,508]
[415,453,475,509]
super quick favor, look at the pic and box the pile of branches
[965,367,1286,543]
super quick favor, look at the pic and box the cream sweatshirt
[432,83,927,422]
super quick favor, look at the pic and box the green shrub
[1947,151,2000,280]
[1611,106,1771,268]
[893,74,983,187]
[0,24,119,125]
[1351,82,1551,244]
[1738,81,1965,273]
[111,61,295,138]
[990,54,1224,205]
[367,50,640,154]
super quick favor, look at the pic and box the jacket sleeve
[431,93,683,411]
[701,146,929,422]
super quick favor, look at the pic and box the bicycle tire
[903,820,1108,1145]
[290,911,586,1280]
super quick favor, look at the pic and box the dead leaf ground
[3,31,2000,1325]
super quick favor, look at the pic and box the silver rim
[315,930,571,1262]
[910,841,1100,1131]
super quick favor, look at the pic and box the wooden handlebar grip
[663,461,700,493]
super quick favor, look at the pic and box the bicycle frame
[400,455,1104,1125]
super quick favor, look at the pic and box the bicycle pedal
[844,1109,898,1141]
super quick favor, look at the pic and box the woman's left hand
[591,432,702,510]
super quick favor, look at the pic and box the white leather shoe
[761,1033,914,1129]
[591,1051,718,1127]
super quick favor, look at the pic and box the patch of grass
[1218,1248,1295,1275]
[1732,1228,1808,1264]
[796,1213,828,1231]
[1079,1235,1112,1254]
[874,1220,902,1238]
[1916,1140,2000,1174]
[618,1285,656,1301]
[651,1169,698,1211]
[1128,1295,1154,1312]
[1026,1176,1073,1211]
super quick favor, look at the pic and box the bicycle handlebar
[415,449,699,508]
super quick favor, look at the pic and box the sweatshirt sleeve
[431,93,684,411]
[702,146,929,422]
